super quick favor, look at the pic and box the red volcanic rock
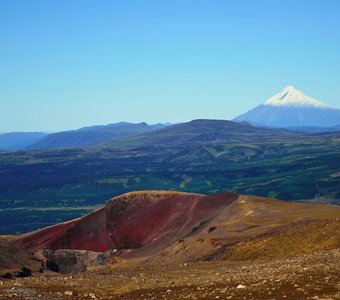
[13,207,110,252]
[13,191,238,252]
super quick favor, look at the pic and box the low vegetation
[0,120,339,233]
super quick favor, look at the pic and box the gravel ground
[0,249,339,300]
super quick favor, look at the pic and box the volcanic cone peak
[264,86,330,108]
[233,86,340,127]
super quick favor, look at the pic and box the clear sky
[1,0,340,132]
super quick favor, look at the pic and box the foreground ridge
[12,190,340,262]
[1,190,339,299]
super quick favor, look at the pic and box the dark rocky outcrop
[40,249,109,273]
[0,238,41,278]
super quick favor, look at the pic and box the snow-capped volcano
[264,86,329,108]
[233,86,340,128]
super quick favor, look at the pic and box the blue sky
[1,0,340,132]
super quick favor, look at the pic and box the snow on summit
[233,86,340,127]
[264,86,330,109]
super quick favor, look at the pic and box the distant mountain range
[0,132,47,151]
[106,119,302,149]
[234,86,340,128]
[1,86,339,151]
[0,122,170,151]
[26,122,161,150]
